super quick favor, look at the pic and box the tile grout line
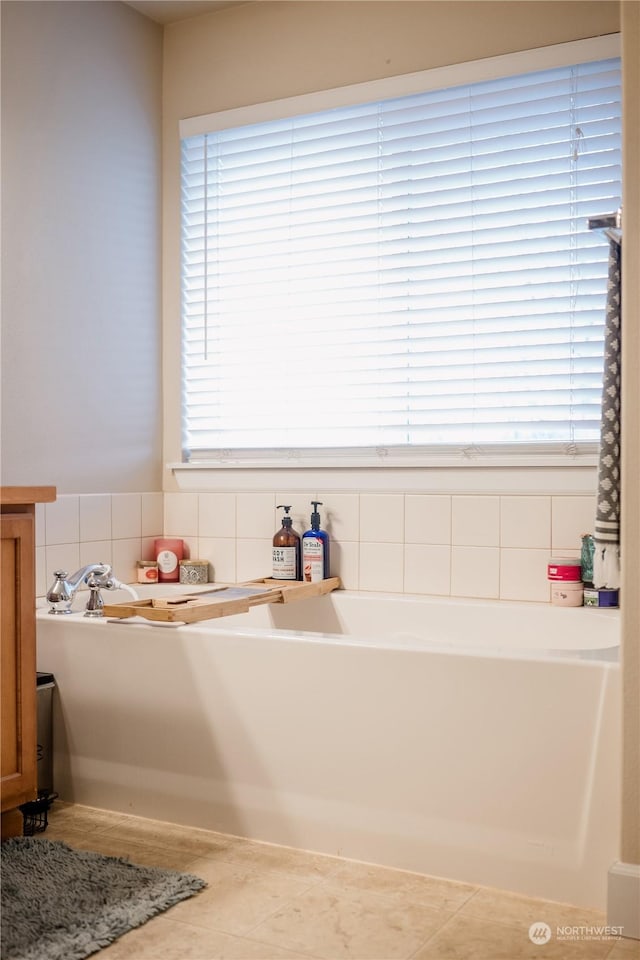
[227,865,345,942]
[404,889,481,960]
[164,871,331,956]
[50,806,621,960]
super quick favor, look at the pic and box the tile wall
[36,490,595,602]
[35,493,164,598]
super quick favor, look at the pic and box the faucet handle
[46,571,73,615]
[84,574,105,618]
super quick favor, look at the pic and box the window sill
[168,446,599,495]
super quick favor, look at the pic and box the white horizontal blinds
[181,57,621,455]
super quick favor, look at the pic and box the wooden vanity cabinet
[1,486,56,838]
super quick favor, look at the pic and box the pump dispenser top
[309,501,322,531]
[278,505,293,527]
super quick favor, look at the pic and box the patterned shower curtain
[593,237,622,589]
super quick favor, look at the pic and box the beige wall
[164,0,620,116]
[1,0,163,494]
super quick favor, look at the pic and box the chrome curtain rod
[587,206,622,245]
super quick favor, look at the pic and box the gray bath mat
[1,837,206,960]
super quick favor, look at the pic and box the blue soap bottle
[302,501,330,582]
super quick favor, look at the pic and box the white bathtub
[36,586,620,910]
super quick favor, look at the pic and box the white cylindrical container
[551,581,584,607]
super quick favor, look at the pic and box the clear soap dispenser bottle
[272,505,301,580]
[302,501,330,582]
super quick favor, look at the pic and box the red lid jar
[547,557,582,582]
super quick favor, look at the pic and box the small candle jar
[136,560,158,584]
[179,559,209,585]
[154,538,185,583]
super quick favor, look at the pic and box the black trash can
[36,672,56,795]
[20,672,58,834]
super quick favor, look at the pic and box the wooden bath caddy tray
[102,577,341,624]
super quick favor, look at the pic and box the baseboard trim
[608,861,640,940]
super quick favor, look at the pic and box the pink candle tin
[154,538,185,583]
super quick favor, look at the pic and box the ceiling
[125,1,246,24]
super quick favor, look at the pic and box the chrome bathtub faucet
[46,563,112,615]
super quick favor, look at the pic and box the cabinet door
[1,512,37,810]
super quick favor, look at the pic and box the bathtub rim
[36,587,620,665]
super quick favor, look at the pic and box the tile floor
[36,802,639,960]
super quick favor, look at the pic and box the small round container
[551,581,584,607]
[179,559,209,585]
[598,588,619,607]
[584,587,619,608]
[136,560,158,583]
[547,557,582,582]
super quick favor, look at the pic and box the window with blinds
[180,54,621,461]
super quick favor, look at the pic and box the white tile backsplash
[198,493,236,539]
[404,544,451,596]
[199,537,236,583]
[330,539,359,590]
[359,542,404,592]
[236,538,272,582]
[111,538,142,585]
[181,536,199,563]
[404,495,451,545]
[35,546,47,598]
[451,545,500,599]
[141,492,163,538]
[46,496,79,545]
[501,496,551,550]
[499,548,551,602]
[141,537,158,562]
[79,540,112,568]
[164,492,198,537]
[112,493,142,540]
[45,543,80,581]
[323,493,359,543]
[35,503,46,547]
[360,494,404,543]
[552,496,596,551]
[35,488,597,603]
[79,494,112,543]
[237,493,276,539]
[452,496,500,547]
[275,493,315,534]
